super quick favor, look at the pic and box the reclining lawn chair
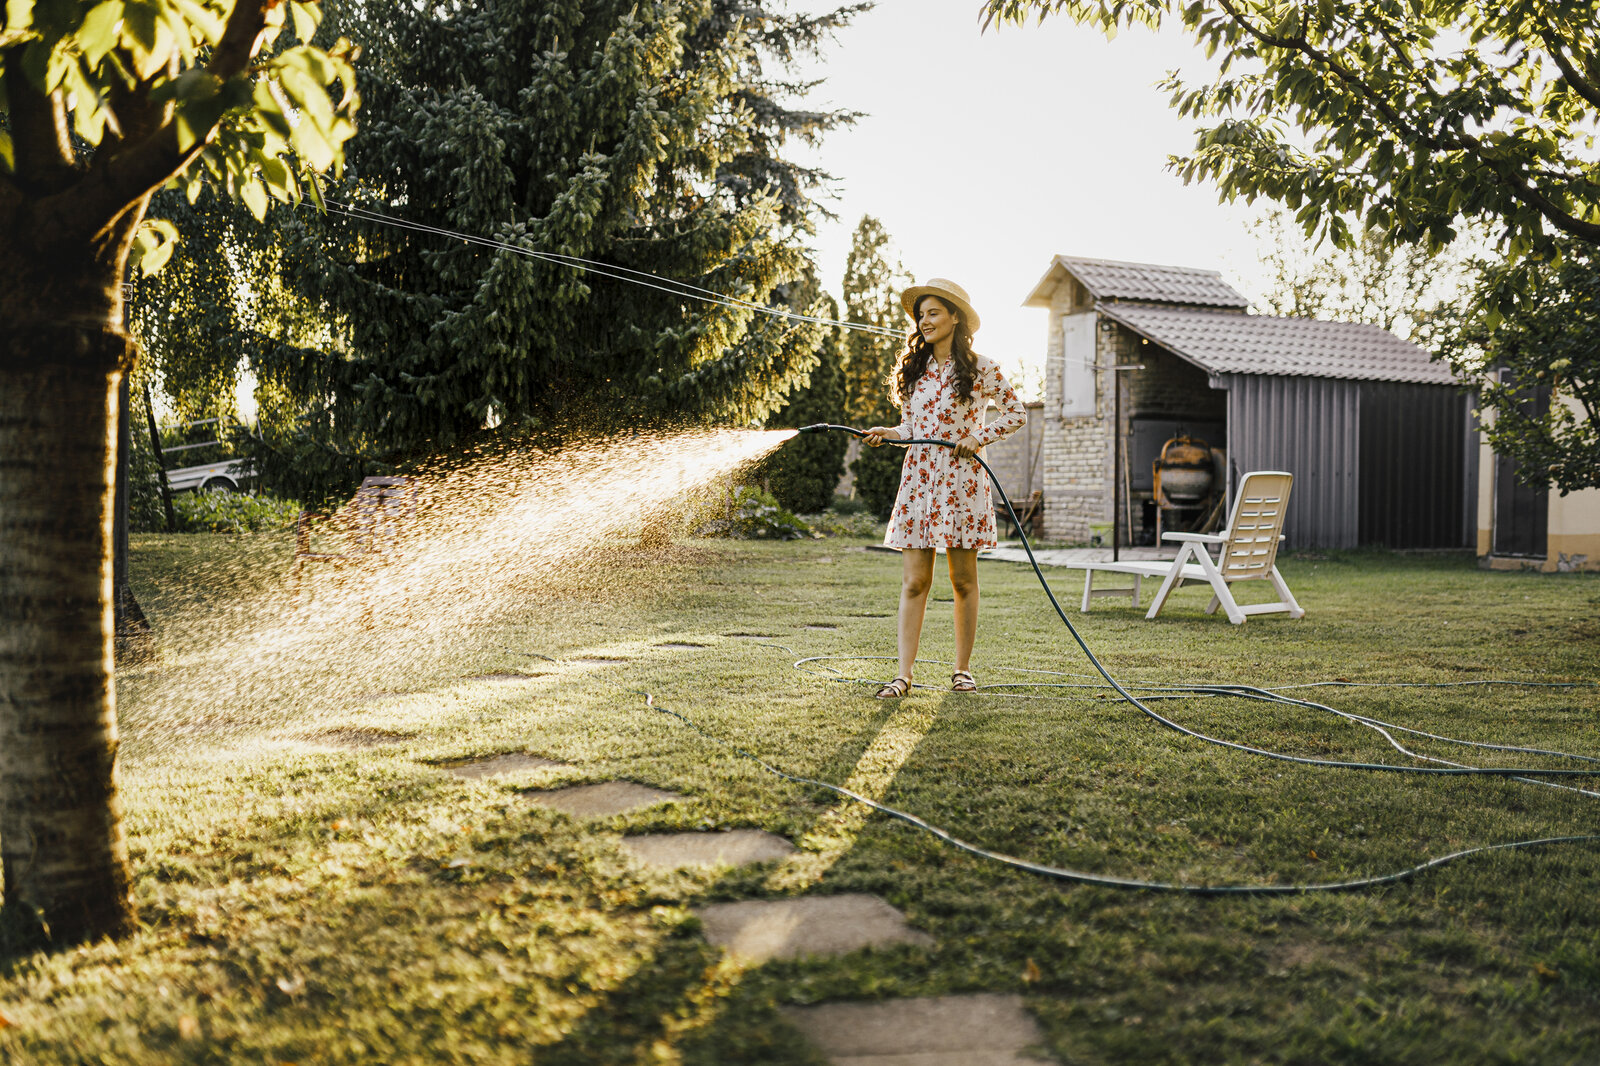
[293,475,416,602]
[1076,471,1305,624]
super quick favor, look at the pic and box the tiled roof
[1099,303,1459,385]
[1037,255,1249,309]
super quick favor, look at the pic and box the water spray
[597,422,1600,894]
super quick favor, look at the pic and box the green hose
[515,424,1600,894]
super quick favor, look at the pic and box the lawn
[2,529,1598,1064]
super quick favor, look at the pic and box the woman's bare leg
[897,548,936,681]
[948,548,980,674]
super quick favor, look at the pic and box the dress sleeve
[891,390,912,440]
[973,359,1027,447]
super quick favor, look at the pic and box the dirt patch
[654,642,708,650]
[569,656,630,665]
[1265,939,1359,976]
[803,623,839,630]
[309,728,418,749]
[464,673,541,682]
[723,632,780,639]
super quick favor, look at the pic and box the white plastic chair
[1077,471,1305,624]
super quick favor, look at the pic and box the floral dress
[885,354,1028,551]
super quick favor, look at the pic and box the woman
[863,278,1027,698]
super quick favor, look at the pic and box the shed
[1023,255,1476,550]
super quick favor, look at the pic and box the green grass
[3,532,1599,1064]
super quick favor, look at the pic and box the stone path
[782,994,1050,1066]
[426,716,1055,1059]
[440,753,567,780]
[522,781,681,818]
[982,545,1176,567]
[694,894,934,964]
[619,829,794,869]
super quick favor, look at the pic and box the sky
[787,0,1273,390]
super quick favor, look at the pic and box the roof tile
[1055,256,1248,308]
[1101,304,1459,385]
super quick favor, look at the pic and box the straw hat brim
[901,279,980,334]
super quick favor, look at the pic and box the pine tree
[840,216,911,519]
[253,0,863,478]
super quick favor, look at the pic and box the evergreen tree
[256,0,864,478]
[764,284,849,513]
[840,216,911,519]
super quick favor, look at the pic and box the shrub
[850,437,903,520]
[691,485,814,541]
[800,509,882,538]
[171,490,302,534]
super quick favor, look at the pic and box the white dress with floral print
[885,353,1028,551]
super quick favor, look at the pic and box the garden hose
[794,424,1600,781]
[512,424,1600,895]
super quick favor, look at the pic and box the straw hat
[901,278,980,334]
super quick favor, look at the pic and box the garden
[2,521,1596,1063]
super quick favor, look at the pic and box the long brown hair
[893,295,978,406]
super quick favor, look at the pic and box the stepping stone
[524,781,681,818]
[803,624,839,630]
[782,994,1049,1066]
[438,753,568,780]
[695,894,933,964]
[620,829,795,869]
[570,656,629,665]
[654,642,707,650]
[723,632,780,639]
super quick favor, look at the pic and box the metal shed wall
[1222,375,1360,549]
[1358,383,1473,549]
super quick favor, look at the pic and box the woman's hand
[863,426,898,447]
[953,435,983,460]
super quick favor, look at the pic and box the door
[1491,383,1550,558]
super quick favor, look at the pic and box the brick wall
[1039,296,1227,544]
[1039,280,1112,543]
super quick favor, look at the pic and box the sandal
[951,670,977,693]
[876,677,911,699]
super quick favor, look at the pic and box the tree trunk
[0,328,135,947]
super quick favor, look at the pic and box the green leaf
[240,176,268,220]
[289,113,334,171]
[167,0,224,45]
[4,0,35,31]
[289,0,321,43]
[0,129,13,172]
[76,0,124,64]
[131,217,179,276]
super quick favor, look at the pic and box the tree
[984,0,1600,489]
[1245,208,1477,345]
[982,1,1600,259]
[1440,245,1600,494]
[0,0,356,947]
[764,287,850,513]
[254,0,863,482]
[840,216,911,518]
